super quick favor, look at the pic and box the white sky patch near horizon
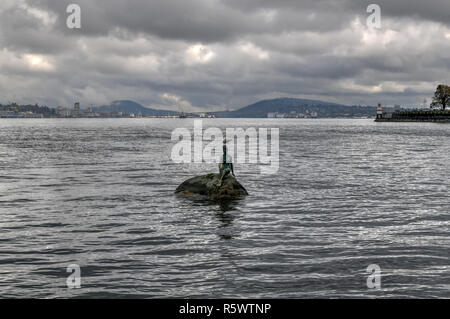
[185,44,215,64]
[125,55,160,73]
[350,17,398,49]
[240,42,269,60]
[71,86,109,107]
[338,80,435,96]
[338,80,383,94]
[24,54,55,72]
[160,93,193,111]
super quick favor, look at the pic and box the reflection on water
[218,200,239,213]
[0,118,449,298]
[216,209,236,240]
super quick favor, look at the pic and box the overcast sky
[1,0,449,110]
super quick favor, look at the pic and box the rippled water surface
[0,118,449,298]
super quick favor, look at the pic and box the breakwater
[375,110,450,122]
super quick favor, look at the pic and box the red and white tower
[376,103,383,119]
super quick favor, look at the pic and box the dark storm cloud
[0,3,70,54]
[30,0,263,41]
[0,0,449,109]
[366,0,450,26]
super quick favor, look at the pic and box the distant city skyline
[1,1,449,111]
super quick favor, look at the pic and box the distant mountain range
[94,100,179,116]
[94,98,377,118]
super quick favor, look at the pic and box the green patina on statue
[175,139,248,200]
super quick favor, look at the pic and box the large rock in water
[175,173,248,199]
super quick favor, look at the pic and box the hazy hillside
[94,100,179,116]
[92,98,377,118]
[215,98,377,118]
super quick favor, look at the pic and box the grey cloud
[0,0,449,110]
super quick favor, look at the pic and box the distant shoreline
[0,116,375,121]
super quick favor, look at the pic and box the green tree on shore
[430,84,450,110]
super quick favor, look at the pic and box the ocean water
[0,118,448,298]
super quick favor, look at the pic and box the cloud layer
[1,0,449,110]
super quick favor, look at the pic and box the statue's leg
[223,168,230,179]
[216,171,224,187]
[216,168,230,187]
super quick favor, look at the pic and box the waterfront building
[57,106,71,117]
[73,102,81,117]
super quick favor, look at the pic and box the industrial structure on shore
[56,103,132,118]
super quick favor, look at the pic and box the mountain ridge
[93,98,377,118]
[93,100,179,116]
[215,97,376,118]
